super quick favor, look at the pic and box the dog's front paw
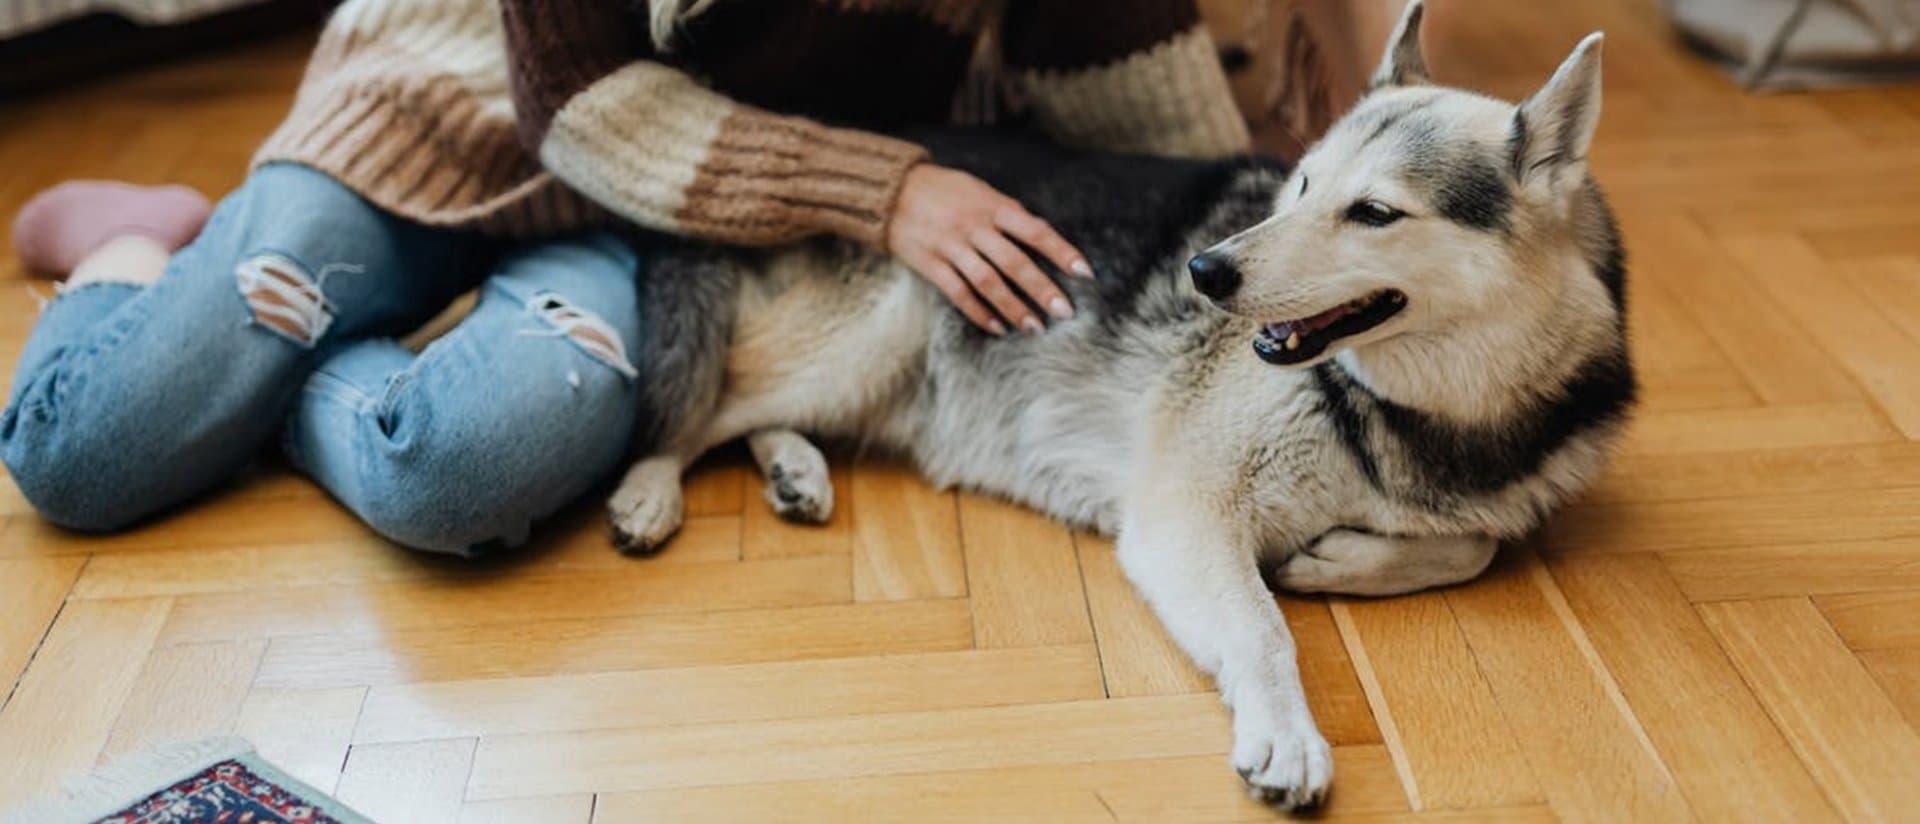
[1230,695,1333,811]
[764,458,833,524]
[608,458,686,555]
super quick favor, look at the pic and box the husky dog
[605,3,1633,809]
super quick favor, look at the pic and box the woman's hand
[886,164,1093,335]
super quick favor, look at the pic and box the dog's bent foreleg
[1115,486,1332,810]
[747,428,833,524]
[1273,530,1496,596]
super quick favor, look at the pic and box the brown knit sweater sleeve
[499,0,927,248]
[1002,0,1250,159]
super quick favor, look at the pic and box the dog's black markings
[1312,366,1385,489]
[1507,110,1535,179]
[1397,117,1513,233]
[1355,96,1439,153]
[912,127,1285,330]
[1584,186,1629,310]
[1313,347,1634,511]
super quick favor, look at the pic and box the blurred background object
[1663,0,1920,89]
[0,0,330,100]
[1201,0,1408,157]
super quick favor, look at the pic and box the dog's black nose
[1188,253,1242,301]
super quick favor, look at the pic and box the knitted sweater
[256,0,1251,245]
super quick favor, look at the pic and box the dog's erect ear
[1510,33,1604,187]
[1369,2,1430,89]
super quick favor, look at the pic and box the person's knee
[349,397,633,556]
[351,470,521,557]
[2,411,152,532]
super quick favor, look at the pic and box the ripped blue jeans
[1,163,643,555]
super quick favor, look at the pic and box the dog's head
[1191,2,1615,370]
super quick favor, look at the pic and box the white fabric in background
[1665,0,1920,88]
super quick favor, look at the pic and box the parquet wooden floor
[5,1,1920,820]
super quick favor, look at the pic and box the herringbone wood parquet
[5,1,1920,820]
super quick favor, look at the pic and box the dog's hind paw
[748,429,834,524]
[608,457,686,555]
[764,460,834,524]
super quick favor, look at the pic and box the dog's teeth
[1285,331,1301,350]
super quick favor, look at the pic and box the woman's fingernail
[1022,316,1046,335]
[989,320,1008,336]
[1048,297,1074,320]
[1071,259,1094,278]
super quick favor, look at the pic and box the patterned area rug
[4,738,373,824]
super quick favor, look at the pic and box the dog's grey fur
[605,4,1632,809]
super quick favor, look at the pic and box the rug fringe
[1,736,256,824]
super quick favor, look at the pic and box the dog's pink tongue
[1268,306,1349,341]
[1300,304,1352,333]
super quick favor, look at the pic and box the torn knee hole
[526,293,636,379]
[237,253,333,347]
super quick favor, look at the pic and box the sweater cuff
[684,112,927,248]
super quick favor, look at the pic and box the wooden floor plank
[1549,555,1836,821]
[1585,442,1920,506]
[69,513,745,603]
[958,496,1094,649]
[1621,212,1864,406]
[1544,487,1920,556]
[681,451,750,518]
[469,694,1236,800]
[156,555,851,645]
[1619,402,1898,458]
[1719,232,1920,438]
[1699,598,1920,822]
[1842,257,1920,349]
[352,646,1104,745]
[253,600,975,689]
[1815,590,1920,652]
[1857,648,1920,730]
[1278,594,1383,748]
[460,794,594,824]
[1332,591,1540,810]
[851,462,966,601]
[1441,551,1691,822]
[1072,534,1210,698]
[0,556,83,706]
[1661,539,1920,601]
[99,640,265,761]
[594,747,1406,823]
[0,598,170,805]
[335,738,477,824]
[0,495,379,558]
[233,687,367,795]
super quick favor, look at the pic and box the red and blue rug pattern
[97,759,345,824]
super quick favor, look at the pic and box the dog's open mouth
[1252,289,1408,366]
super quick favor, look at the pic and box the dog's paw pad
[763,461,834,524]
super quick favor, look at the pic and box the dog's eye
[1345,200,1405,227]
[1297,174,1309,196]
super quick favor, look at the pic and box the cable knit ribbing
[1015,26,1253,159]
